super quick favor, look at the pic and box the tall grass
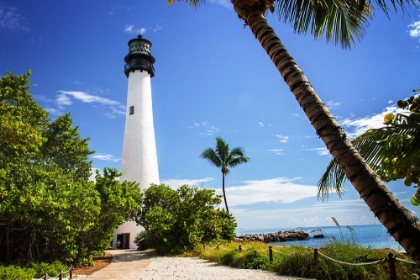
[190,240,419,279]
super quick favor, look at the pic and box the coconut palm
[167,0,420,263]
[200,137,249,213]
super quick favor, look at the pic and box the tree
[76,168,141,264]
[135,184,237,254]
[0,71,141,265]
[318,92,420,206]
[167,0,420,264]
[200,137,249,213]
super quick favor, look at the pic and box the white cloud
[258,121,264,127]
[273,134,289,143]
[325,100,341,109]
[56,93,73,105]
[57,91,120,106]
[161,177,318,206]
[232,199,377,229]
[309,147,330,156]
[45,107,64,116]
[55,91,125,118]
[161,177,214,188]
[89,168,101,182]
[158,176,383,228]
[124,24,134,33]
[91,153,120,162]
[268,148,285,155]
[153,25,162,32]
[340,105,402,139]
[408,16,420,40]
[124,24,146,35]
[226,177,318,206]
[209,0,232,9]
[187,121,219,136]
[0,3,29,33]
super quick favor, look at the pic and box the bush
[0,261,68,280]
[134,230,154,251]
[135,184,237,254]
[0,265,36,280]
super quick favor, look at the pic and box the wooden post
[239,245,242,252]
[314,248,319,264]
[269,246,273,263]
[44,273,48,280]
[388,253,397,280]
[70,266,73,279]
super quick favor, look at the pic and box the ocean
[236,224,404,252]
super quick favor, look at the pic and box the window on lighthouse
[129,106,134,115]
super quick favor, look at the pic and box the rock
[236,229,324,243]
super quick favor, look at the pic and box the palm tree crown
[200,137,249,213]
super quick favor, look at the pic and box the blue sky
[2,1,420,230]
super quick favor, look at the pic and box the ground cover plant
[0,261,68,280]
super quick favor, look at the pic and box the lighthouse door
[116,233,130,249]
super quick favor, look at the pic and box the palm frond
[317,157,346,201]
[365,0,418,15]
[275,0,372,49]
[216,137,230,161]
[200,148,222,167]
[227,147,250,167]
[318,122,420,199]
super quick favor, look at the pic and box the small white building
[113,35,160,249]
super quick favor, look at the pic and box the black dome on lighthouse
[124,35,155,77]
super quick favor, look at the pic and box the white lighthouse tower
[113,35,160,249]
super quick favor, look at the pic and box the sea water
[236,224,404,252]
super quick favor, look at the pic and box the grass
[185,241,420,280]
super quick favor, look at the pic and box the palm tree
[168,0,420,264]
[200,137,249,213]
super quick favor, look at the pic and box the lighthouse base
[113,221,144,249]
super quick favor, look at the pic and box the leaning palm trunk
[246,9,420,264]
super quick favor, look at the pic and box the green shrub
[239,248,268,269]
[0,261,68,280]
[27,260,68,278]
[0,265,36,280]
[135,184,237,254]
[134,230,154,250]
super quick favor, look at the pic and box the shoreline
[236,224,404,252]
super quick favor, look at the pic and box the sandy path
[76,249,313,280]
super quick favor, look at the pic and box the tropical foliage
[135,184,237,254]
[0,71,141,265]
[318,91,420,206]
[167,0,420,264]
[200,137,249,213]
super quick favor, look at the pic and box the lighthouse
[113,35,160,249]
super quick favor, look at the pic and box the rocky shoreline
[236,229,324,243]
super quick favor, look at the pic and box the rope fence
[32,266,73,280]
[208,244,416,280]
